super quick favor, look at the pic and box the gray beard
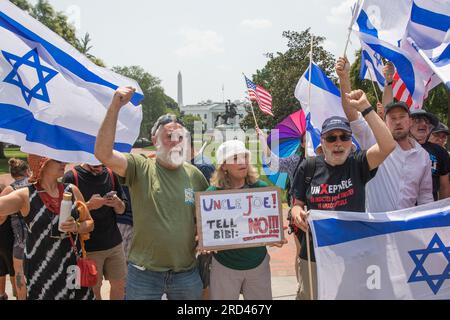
[156,148,185,168]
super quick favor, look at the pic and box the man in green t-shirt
[95,87,208,300]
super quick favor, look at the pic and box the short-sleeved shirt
[421,142,450,201]
[208,180,268,270]
[63,166,126,252]
[292,151,377,261]
[120,154,209,272]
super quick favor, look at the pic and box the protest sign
[196,187,284,251]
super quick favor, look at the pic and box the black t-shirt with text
[421,142,450,201]
[292,151,377,262]
[63,166,126,252]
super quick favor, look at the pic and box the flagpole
[366,67,381,104]
[305,35,314,301]
[343,0,362,57]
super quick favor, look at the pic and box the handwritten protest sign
[195,187,284,251]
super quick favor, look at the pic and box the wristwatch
[361,106,374,118]
[386,80,393,86]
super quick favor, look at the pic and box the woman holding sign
[207,140,283,300]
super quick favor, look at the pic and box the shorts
[0,246,14,277]
[11,215,27,260]
[87,244,127,285]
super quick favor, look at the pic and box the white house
[180,100,249,130]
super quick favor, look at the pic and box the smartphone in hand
[104,191,117,200]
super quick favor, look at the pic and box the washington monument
[177,71,183,108]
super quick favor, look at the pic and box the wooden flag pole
[250,102,260,130]
[305,35,314,301]
[366,67,381,104]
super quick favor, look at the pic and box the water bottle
[58,193,73,232]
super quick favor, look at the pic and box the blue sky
[29,0,360,105]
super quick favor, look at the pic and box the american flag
[244,76,274,116]
[392,72,436,110]
[392,72,414,108]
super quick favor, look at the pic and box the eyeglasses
[323,134,352,143]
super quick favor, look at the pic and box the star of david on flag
[0,0,144,164]
[2,48,58,105]
[408,233,450,295]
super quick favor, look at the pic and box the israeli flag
[352,0,436,109]
[0,1,144,164]
[294,62,359,156]
[359,41,385,92]
[407,0,450,90]
[310,198,450,300]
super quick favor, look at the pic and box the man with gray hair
[95,87,209,300]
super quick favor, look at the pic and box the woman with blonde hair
[207,140,284,300]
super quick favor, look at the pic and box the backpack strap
[106,168,115,191]
[71,168,79,187]
[304,157,317,189]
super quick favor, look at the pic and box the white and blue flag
[0,0,144,164]
[407,0,450,90]
[352,0,439,109]
[294,62,359,156]
[310,198,450,300]
[360,40,385,91]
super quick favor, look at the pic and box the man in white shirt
[336,57,433,212]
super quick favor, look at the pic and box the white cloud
[240,19,273,30]
[326,0,354,25]
[175,28,224,58]
[323,39,338,53]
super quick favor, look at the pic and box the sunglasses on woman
[323,134,352,143]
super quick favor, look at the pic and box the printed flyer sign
[195,187,284,251]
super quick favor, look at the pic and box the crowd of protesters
[0,56,448,301]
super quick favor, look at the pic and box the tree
[241,29,336,130]
[10,0,31,12]
[180,114,202,134]
[112,66,177,139]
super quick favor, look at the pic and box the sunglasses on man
[323,134,352,143]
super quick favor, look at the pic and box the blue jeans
[125,263,203,300]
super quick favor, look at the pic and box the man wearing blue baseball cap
[336,57,434,213]
[290,89,396,300]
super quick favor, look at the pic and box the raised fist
[383,62,395,83]
[336,56,350,79]
[111,86,136,109]
[344,90,371,113]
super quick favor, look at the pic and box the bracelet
[75,220,81,233]
[386,80,393,86]
[361,106,374,118]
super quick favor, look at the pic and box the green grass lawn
[0,147,28,175]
